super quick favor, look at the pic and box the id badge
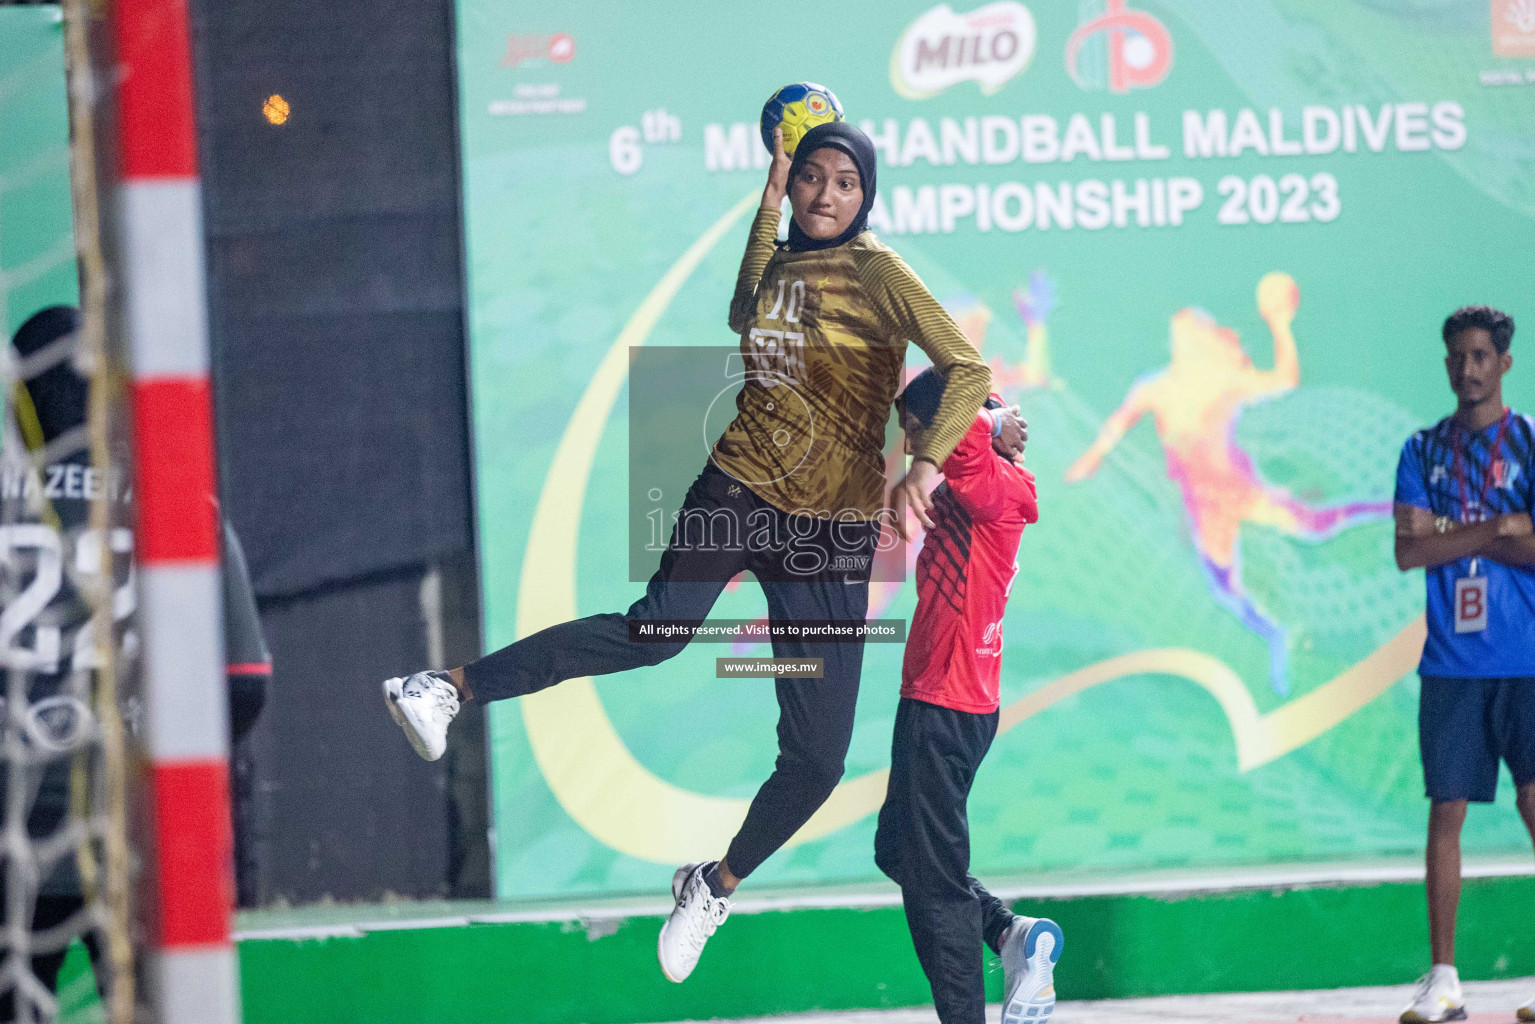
[1454,574,1488,634]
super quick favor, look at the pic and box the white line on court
[650,978,1535,1024]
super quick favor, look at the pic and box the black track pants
[463,465,877,880]
[875,697,1015,1024]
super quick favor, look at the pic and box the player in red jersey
[875,368,1062,1024]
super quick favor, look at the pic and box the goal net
[1,5,137,1021]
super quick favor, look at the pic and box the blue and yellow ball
[760,82,845,157]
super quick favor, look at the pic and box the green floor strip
[231,875,1535,1024]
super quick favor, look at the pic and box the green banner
[0,13,98,1015]
[1,7,75,345]
[454,0,1535,900]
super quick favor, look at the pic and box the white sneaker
[383,671,459,761]
[1400,965,1466,1023]
[1000,916,1063,1024]
[1517,993,1534,1022]
[657,862,731,983]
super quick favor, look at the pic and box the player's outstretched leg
[1200,555,1291,695]
[655,583,870,982]
[380,465,749,760]
[657,861,732,983]
[383,670,459,761]
[1258,490,1392,543]
[999,915,1064,1024]
[654,553,876,982]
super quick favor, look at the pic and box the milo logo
[891,2,1037,100]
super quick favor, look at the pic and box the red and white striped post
[106,0,239,1019]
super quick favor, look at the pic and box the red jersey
[902,409,1038,713]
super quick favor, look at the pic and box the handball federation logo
[1493,0,1535,57]
[1065,0,1172,94]
[891,2,1037,100]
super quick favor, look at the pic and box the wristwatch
[1434,515,1451,534]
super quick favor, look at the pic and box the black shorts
[1419,676,1535,802]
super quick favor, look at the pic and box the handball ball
[760,82,845,156]
[1256,271,1299,322]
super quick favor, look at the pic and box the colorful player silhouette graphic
[946,271,1058,393]
[1064,273,1390,696]
[1005,270,1056,390]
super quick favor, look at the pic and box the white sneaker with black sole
[1000,916,1063,1024]
[1400,965,1467,1023]
[657,862,731,983]
[383,671,459,761]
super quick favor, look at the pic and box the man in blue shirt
[1394,306,1535,1024]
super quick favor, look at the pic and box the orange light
[262,94,290,126]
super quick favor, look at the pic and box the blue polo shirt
[1394,409,1535,678]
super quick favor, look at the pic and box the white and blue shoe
[1000,916,1063,1024]
[383,671,459,761]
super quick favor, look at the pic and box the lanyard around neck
[1452,408,1510,523]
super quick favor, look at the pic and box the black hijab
[785,121,878,252]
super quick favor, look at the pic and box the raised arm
[728,208,782,334]
[1064,380,1153,482]
[858,247,990,537]
[1250,271,1300,396]
[728,129,791,335]
[854,248,990,469]
[943,415,1038,523]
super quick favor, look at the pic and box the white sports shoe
[1000,916,1063,1024]
[657,862,731,983]
[1517,993,1534,1022]
[383,671,459,761]
[1400,965,1467,1023]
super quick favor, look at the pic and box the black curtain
[191,0,488,904]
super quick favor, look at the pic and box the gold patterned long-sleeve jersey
[712,206,991,518]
